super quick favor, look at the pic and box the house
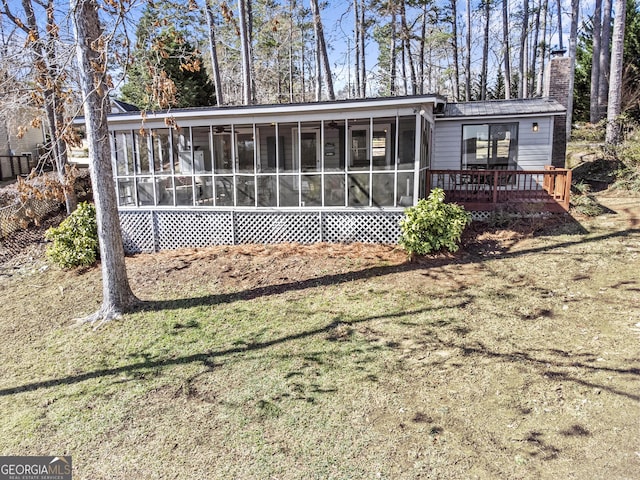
[101,57,572,253]
[0,107,44,181]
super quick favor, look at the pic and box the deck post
[563,168,572,211]
[492,171,498,204]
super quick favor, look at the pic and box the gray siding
[433,116,555,170]
[432,122,462,169]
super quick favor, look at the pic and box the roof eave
[102,95,446,124]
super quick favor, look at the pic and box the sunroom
[112,96,440,210]
[107,95,444,251]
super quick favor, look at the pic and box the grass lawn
[0,194,639,479]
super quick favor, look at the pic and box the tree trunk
[590,0,602,122]
[535,0,548,96]
[605,0,626,144]
[556,0,563,50]
[17,0,77,213]
[314,30,321,100]
[309,0,335,100]
[481,0,490,100]
[401,36,408,95]
[205,0,224,106]
[530,0,541,95]
[289,0,295,102]
[451,0,461,100]
[246,0,256,103]
[598,0,613,120]
[390,8,397,95]
[354,0,361,98]
[565,0,579,141]
[519,0,529,97]
[300,23,306,102]
[502,0,512,98]
[420,2,426,94]
[71,0,138,326]
[400,0,416,95]
[359,0,367,97]
[238,0,252,104]
[465,0,471,100]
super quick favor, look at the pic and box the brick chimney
[544,53,570,168]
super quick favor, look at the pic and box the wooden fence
[427,166,572,213]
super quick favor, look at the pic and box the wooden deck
[427,166,571,213]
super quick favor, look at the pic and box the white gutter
[104,95,446,125]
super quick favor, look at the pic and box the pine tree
[120,2,216,110]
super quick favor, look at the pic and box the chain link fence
[0,197,63,265]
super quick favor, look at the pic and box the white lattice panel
[120,211,154,253]
[235,212,321,244]
[155,211,234,250]
[119,209,406,252]
[322,212,403,243]
[471,211,492,222]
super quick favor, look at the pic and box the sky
[1,0,603,96]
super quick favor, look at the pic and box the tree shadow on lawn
[135,227,640,314]
[0,304,453,397]
[1,228,639,401]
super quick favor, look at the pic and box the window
[348,122,391,171]
[462,123,517,169]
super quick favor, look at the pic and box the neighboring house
[91,56,572,252]
[69,99,141,168]
[0,107,44,180]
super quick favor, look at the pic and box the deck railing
[427,166,572,212]
[0,154,37,181]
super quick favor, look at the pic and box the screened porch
[111,113,430,210]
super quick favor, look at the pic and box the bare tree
[605,0,626,144]
[354,0,361,97]
[1,0,78,214]
[519,0,530,97]
[566,0,579,140]
[450,0,461,100]
[205,0,224,106]
[598,0,613,119]
[309,0,335,100]
[530,0,541,95]
[556,0,563,50]
[419,2,426,94]
[359,0,367,97]
[389,4,397,95]
[238,0,253,104]
[71,0,138,325]
[502,0,512,98]
[590,0,602,122]
[400,0,417,94]
[535,0,548,96]
[481,0,491,99]
[465,0,471,100]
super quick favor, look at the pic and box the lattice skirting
[119,209,405,253]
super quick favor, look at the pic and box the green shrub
[45,202,99,268]
[399,188,472,256]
